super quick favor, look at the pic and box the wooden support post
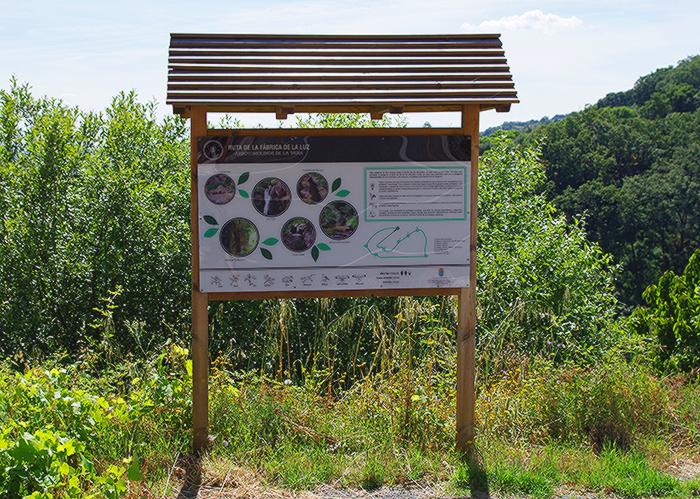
[456,104,479,454]
[190,105,210,453]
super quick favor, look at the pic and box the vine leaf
[335,189,350,197]
[203,228,219,238]
[262,237,279,246]
[311,245,320,262]
[239,189,249,199]
[203,215,218,225]
[317,243,331,251]
[238,172,250,185]
[332,178,342,192]
[261,248,273,260]
[127,458,144,481]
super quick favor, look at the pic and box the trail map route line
[364,227,428,258]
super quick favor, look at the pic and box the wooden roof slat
[168,73,515,82]
[175,96,519,104]
[167,34,518,115]
[169,49,506,58]
[170,57,508,66]
[169,64,512,74]
[168,82,517,91]
[168,88,516,97]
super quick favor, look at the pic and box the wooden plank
[170,98,514,108]
[167,73,515,82]
[168,88,514,97]
[208,288,461,301]
[169,49,507,58]
[206,127,465,137]
[456,104,479,454]
[169,57,507,66]
[168,81,516,90]
[190,105,210,454]
[170,34,504,48]
[174,103,500,116]
[168,63,510,73]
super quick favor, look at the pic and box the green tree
[476,135,618,360]
[0,80,191,357]
[525,97,700,306]
[629,249,700,372]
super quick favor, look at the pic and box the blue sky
[1,0,698,130]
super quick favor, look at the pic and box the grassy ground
[3,343,698,498]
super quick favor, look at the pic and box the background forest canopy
[1,54,699,378]
[483,54,700,310]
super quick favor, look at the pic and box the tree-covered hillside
[521,56,700,307]
[480,114,569,138]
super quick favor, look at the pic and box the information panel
[197,135,470,293]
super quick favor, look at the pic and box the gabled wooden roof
[167,34,518,119]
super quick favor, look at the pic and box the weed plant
[2,331,699,497]
[0,344,192,497]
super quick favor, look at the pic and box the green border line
[363,166,469,222]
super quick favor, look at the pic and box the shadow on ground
[174,454,203,499]
[447,456,491,499]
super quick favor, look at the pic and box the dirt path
[162,458,700,499]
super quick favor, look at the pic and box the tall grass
[2,330,699,497]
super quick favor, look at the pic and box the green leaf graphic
[238,172,250,185]
[239,189,249,199]
[203,215,218,225]
[336,189,350,197]
[203,228,219,238]
[311,245,319,262]
[262,237,279,246]
[317,243,331,251]
[332,178,342,192]
[261,248,273,260]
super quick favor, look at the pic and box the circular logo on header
[202,139,224,161]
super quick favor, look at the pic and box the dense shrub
[476,135,619,368]
[0,80,191,357]
[629,248,700,372]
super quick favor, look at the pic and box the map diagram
[364,226,428,258]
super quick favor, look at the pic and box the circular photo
[281,217,316,252]
[297,172,329,205]
[252,178,291,217]
[320,201,359,240]
[220,218,259,257]
[204,174,236,205]
[202,139,224,161]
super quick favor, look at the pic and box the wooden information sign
[167,33,518,454]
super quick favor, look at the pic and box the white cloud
[462,10,583,35]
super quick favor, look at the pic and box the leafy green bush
[477,134,619,368]
[0,80,191,357]
[0,428,137,499]
[0,345,191,497]
[630,248,700,372]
